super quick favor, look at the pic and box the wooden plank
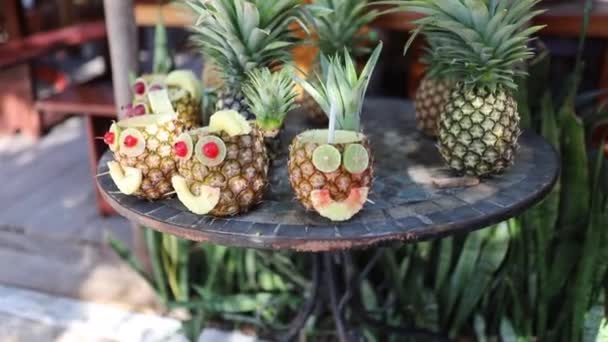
[35,81,116,117]
[134,2,194,28]
[0,229,160,311]
[0,21,107,68]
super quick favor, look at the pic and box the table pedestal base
[278,250,449,342]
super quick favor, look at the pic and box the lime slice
[312,144,341,173]
[195,135,227,167]
[343,144,370,174]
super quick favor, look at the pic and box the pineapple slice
[107,161,143,195]
[167,70,202,103]
[310,187,369,222]
[147,88,176,115]
[172,176,220,215]
[208,110,252,136]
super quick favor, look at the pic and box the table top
[97,98,559,252]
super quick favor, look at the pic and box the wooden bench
[36,80,117,215]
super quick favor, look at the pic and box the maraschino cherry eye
[103,131,115,145]
[133,81,146,95]
[203,142,219,158]
[174,141,189,158]
[195,136,226,166]
[124,135,138,147]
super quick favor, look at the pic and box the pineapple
[105,113,183,200]
[290,44,382,221]
[127,18,202,128]
[242,67,299,159]
[171,111,269,216]
[303,0,379,124]
[130,70,202,129]
[387,0,544,176]
[186,0,309,120]
[414,76,453,137]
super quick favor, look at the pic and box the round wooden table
[97,98,559,341]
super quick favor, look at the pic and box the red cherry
[203,142,219,158]
[133,104,146,116]
[124,135,138,147]
[133,81,146,95]
[174,141,189,157]
[103,132,115,145]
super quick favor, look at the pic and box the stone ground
[0,118,264,341]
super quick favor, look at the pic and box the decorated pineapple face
[106,113,182,200]
[289,130,373,221]
[171,110,269,217]
[129,70,202,129]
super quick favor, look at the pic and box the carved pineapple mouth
[171,176,221,215]
[108,161,143,195]
[310,187,369,222]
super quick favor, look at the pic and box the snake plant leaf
[441,228,486,322]
[106,233,152,285]
[450,222,510,337]
[144,228,169,302]
[500,317,518,342]
[434,237,453,292]
[558,108,590,231]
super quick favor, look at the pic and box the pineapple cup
[288,130,373,221]
[290,43,382,222]
[104,113,183,200]
[171,110,269,217]
[130,70,203,129]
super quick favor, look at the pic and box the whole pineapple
[105,113,183,200]
[187,0,309,120]
[414,76,453,137]
[389,0,544,176]
[289,44,382,221]
[303,0,379,124]
[171,111,269,216]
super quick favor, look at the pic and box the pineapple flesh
[414,76,452,138]
[173,111,269,217]
[386,0,544,176]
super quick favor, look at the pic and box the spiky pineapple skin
[167,86,201,129]
[414,77,452,137]
[114,120,183,200]
[438,84,520,176]
[176,123,269,216]
[216,90,253,120]
[288,132,373,210]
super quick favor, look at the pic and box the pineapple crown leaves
[186,0,312,90]
[242,66,299,131]
[294,42,382,134]
[380,0,545,91]
[310,0,380,57]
